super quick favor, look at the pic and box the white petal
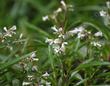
[42,15,49,21]
[61,0,66,8]
[54,38,62,44]
[51,26,58,32]
[10,25,16,30]
[42,72,49,77]
[94,31,102,37]
[3,27,8,32]
[30,52,36,58]
[22,82,31,85]
[56,8,62,13]
[20,33,23,39]
[99,10,107,17]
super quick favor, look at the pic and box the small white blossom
[27,75,33,78]
[53,44,61,53]
[55,8,62,13]
[77,33,85,39]
[68,26,85,35]
[52,42,67,54]
[10,25,16,30]
[22,82,31,86]
[59,27,63,32]
[42,15,49,21]
[42,72,49,77]
[32,66,38,71]
[99,10,107,17]
[60,42,68,53]
[91,41,102,47]
[45,38,54,45]
[51,26,58,32]
[30,52,36,58]
[54,38,62,44]
[58,34,65,38]
[33,58,39,61]
[94,31,103,37]
[61,0,66,10]
[3,25,16,37]
[30,52,39,61]
[1,39,4,43]
[51,26,63,34]
[3,27,8,32]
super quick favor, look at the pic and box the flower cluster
[21,52,39,86]
[39,72,51,86]
[0,25,25,51]
[44,0,104,54]
[67,25,103,47]
[45,25,68,54]
[42,0,73,22]
[67,25,91,39]
[0,25,16,42]
[44,1,72,54]
[19,51,38,71]
[0,26,17,50]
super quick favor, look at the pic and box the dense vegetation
[0,0,110,86]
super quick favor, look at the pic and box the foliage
[0,0,110,86]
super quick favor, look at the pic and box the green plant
[0,0,110,86]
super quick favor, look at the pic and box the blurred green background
[1,0,110,85]
[0,0,106,28]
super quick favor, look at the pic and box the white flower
[32,66,38,71]
[30,52,36,58]
[30,52,39,61]
[61,0,66,10]
[53,44,61,53]
[77,33,85,39]
[3,27,8,32]
[27,75,33,78]
[45,38,54,45]
[94,31,103,37]
[58,34,65,38]
[22,82,31,86]
[55,7,62,13]
[54,38,62,44]
[99,10,107,17]
[91,41,102,47]
[52,42,67,54]
[51,26,63,34]
[51,26,58,32]
[3,25,16,37]
[59,27,63,32]
[33,58,39,61]
[76,26,85,32]
[42,15,49,21]
[10,25,16,30]
[60,42,68,53]
[68,26,85,35]
[42,72,49,77]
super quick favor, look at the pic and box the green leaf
[0,52,33,71]
[76,60,110,70]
